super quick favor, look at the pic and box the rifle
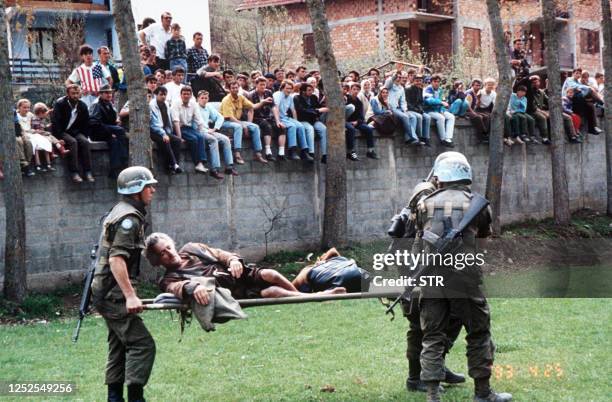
[72,223,107,343]
[384,193,490,317]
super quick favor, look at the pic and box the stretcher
[142,289,401,310]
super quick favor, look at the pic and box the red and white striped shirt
[68,63,110,94]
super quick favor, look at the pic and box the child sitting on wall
[16,99,54,172]
[32,102,70,158]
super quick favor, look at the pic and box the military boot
[107,383,124,402]
[473,391,513,402]
[443,366,466,384]
[407,377,445,393]
[426,381,442,402]
[127,384,145,402]
[474,377,512,402]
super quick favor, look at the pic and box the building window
[579,29,599,55]
[303,33,315,58]
[396,26,410,50]
[28,29,55,60]
[463,27,481,54]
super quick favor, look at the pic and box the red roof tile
[236,0,303,11]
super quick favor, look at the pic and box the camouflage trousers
[401,292,462,380]
[402,299,462,363]
[419,297,495,381]
[97,300,156,386]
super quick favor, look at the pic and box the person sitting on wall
[51,84,94,183]
[346,82,378,160]
[292,248,371,293]
[248,76,285,161]
[192,54,227,109]
[423,74,456,148]
[88,85,129,179]
[143,233,347,301]
[464,79,491,144]
[561,68,602,135]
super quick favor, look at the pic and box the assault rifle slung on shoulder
[384,193,490,317]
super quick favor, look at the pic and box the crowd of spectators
[9,12,606,183]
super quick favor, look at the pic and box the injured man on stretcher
[143,233,347,304]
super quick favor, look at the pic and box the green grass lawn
[1,298,610,402]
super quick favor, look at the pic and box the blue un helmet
[426,151,469,181]
[433,156,472,184]
[117,166,158,195]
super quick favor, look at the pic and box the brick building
[236,0,604,74]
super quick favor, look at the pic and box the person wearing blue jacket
[149,86,183,174]
[197,90,238,177]
[423,75,455,147]
[507,85,535,144]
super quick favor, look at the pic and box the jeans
[221,120,243,151]
[280,117,307,149]
[393,109,418,141]
[345,104,355,119]
[449,99,469,116]
[89,124,129,172]
[345,122,375,151]
[180,126,209,164]
[209,131,233,166]
[427,111,455,141]
[407,111,430,139]
[301,121,327,155]
[238,121,263,152]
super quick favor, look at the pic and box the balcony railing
[416,0,453,16]
[10,58,121,85]
[10,58,64,84]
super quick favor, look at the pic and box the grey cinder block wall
[0,120,607,290]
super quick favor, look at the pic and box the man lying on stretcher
[143,233,346,304]
[292,248,371,293]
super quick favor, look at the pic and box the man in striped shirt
[66,44,111,108]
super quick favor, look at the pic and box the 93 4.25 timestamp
[492,363,564,380]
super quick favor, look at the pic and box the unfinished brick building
[236,0,604,74]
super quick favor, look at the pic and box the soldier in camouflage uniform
[91,166,158,402]
[413,154,511,402]
[390,152,467,393]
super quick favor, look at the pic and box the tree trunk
[112,0,152,168]
[542,0,571,225]
[601,0,612,216]
[305,0,347,249]
[485,0,513,235]
[0,0,27,303]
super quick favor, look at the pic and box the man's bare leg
[259,268,346,297]
[260,285,347,298]
[261,286,302,298]
[260,268,299,292]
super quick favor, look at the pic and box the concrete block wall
[0,120,607,290]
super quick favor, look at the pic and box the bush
[20,294,62,318]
